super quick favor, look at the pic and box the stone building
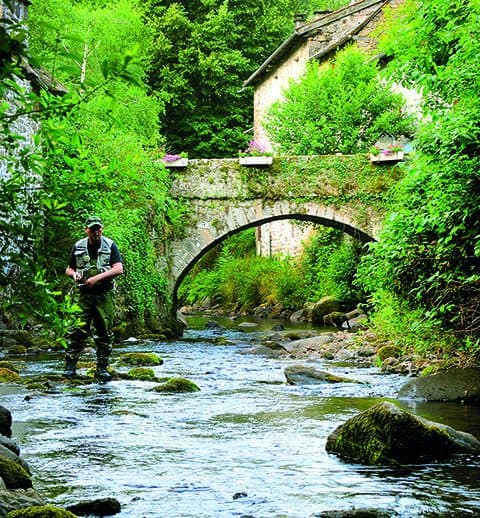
[243,0,409,256]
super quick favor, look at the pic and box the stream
[1,315,480,517]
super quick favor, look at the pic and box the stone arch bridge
[165,154,402,323]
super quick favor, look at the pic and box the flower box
[239,156,273,166]
[370,151,404,163]
[163,157,189,168]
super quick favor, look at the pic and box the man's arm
[84,262,123,288]
[66,266,82,282]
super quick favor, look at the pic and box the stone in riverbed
[66,497,121,516]
[314,509,393,517]
[0,456,32,489]
[116,352,163,367]
[398,367,480,403]
[0,407,12,438]
[152,377,200,393]
[6,504,77,517]
[326,401,480,465]
[284,365,362,385]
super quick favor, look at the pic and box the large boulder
[398,367,480,403]
[305,296,341,325]
[326,401,480,465]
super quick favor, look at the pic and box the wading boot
[63,358,78,378]
[95,366,112,383]
[95,357,112,382]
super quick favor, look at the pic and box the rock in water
[398,367,480,403]
[326,401,480,465]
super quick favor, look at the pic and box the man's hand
[72,271,82,282]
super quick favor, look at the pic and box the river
[2,316,480,517]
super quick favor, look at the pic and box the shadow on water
[2,314,479,517]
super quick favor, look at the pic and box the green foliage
[265,47,415,155]
[144,0,346,157]
[357,0,480,351]
[179,225,365,311]
[0,0,180,338]
[360,289,457,357]
[28,0,175,331]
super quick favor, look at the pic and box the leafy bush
[179,226,366,312]
[357,0,480,352]
[264,46,415,155]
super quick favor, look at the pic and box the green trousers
[66,290,116,367]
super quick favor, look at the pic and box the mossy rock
[376,345,401,361]
[7,345,27,356]
[116,352,163,367]
[284,365,362,385]
[126,367,157,381]
[326,401,480,465]
[7,505,77,517]
[153,377,200,393]
[0,455,32,489]
[0,368,21,383]
[0,361,19,373]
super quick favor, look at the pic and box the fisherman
[64,216,123,382]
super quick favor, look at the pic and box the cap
[85,216,103,229]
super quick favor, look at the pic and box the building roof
[243,0,389,88]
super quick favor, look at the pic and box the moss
[0,368,21,383]
[377,345,401,361]
[0,361,19,373]
[326,401,475,465]
[420,365,438,376]
[126,367,157,381]
[116,352,163,367]
[153,377,200,393]
[7,505,77,517]
[0,456,32,489]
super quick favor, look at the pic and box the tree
[357,0,480,350]
[144,0,341,157]
[1,0,176,336]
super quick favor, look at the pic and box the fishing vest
[73,236,113,274]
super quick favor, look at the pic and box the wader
[64,235,120,382]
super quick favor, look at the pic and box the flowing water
[2,316,480,517]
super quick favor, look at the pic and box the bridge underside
[168,198,381,306]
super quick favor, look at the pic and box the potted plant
[369,143,404,163]
[162,152,189,168]
[239,140,273,166]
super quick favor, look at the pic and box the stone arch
[171,211,375,309]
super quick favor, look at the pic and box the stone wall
[0,0,41,308]
[256,220,315,257]
[252,44,309,152]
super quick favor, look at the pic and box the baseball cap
[85,216,103,229]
